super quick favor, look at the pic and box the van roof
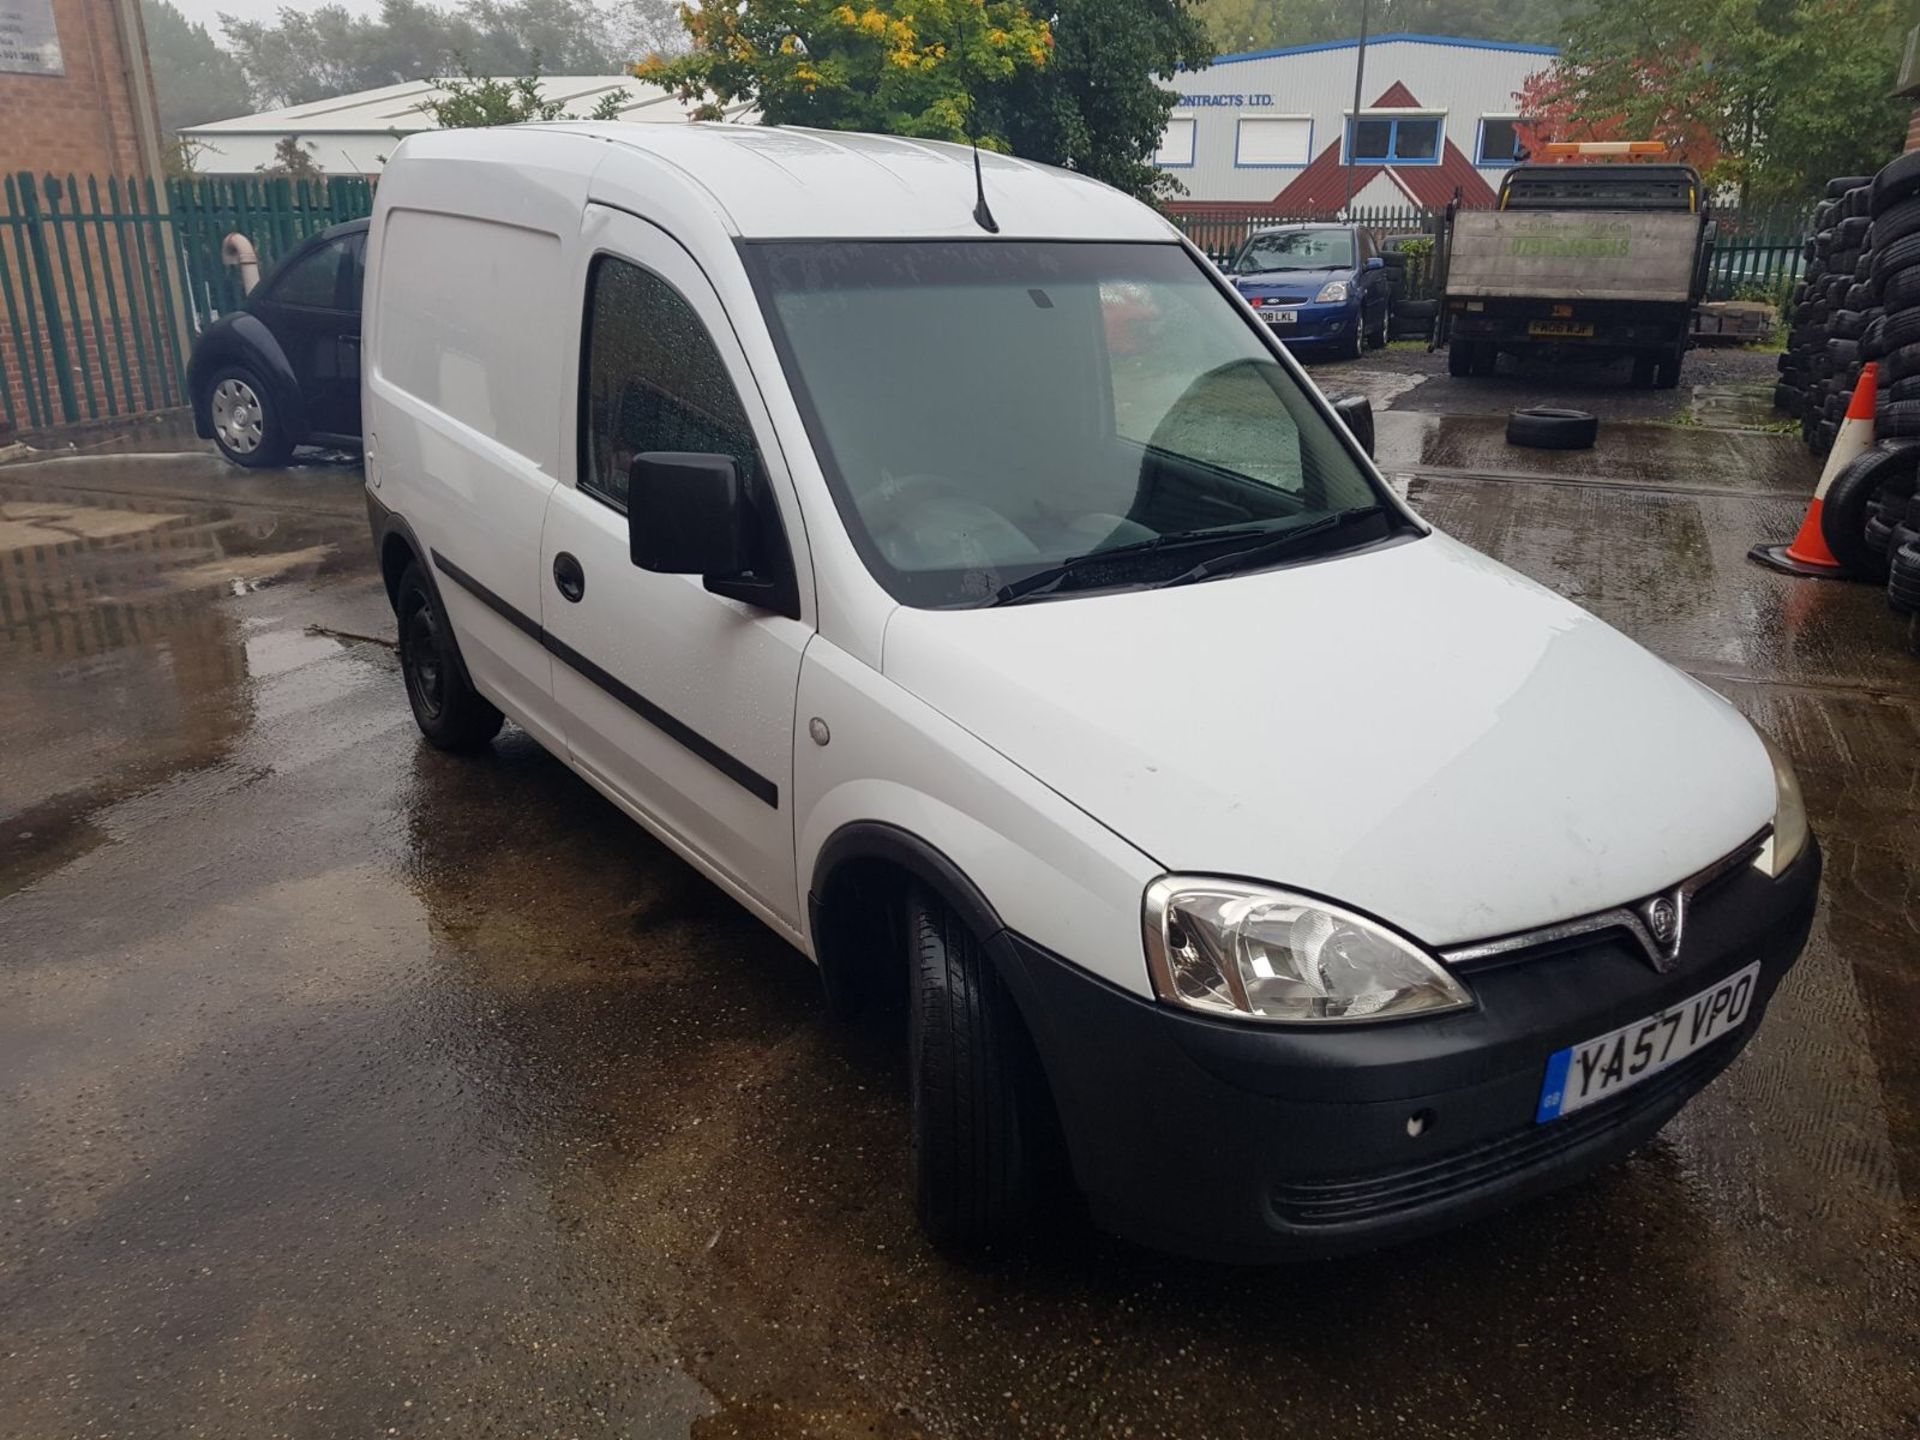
[505,122,1179,242]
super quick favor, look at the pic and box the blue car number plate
[1536,962,1760,1123]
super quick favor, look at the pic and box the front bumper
[1249,299,1359,344]
[995,839,1821,1262]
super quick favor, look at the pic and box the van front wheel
[908,886,1045,1253]
[396,561,504,751]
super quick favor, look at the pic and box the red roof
[1267,79,1498,214]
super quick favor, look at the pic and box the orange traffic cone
[1750,362,1878,578]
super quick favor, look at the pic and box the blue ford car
[1228,224,1390,360]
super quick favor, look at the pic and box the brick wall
[0,0,159,180]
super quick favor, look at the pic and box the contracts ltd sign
[1176,93,1276,107]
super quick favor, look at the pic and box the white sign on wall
[0,0,63,76]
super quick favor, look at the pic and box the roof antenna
[966,97,1000,234]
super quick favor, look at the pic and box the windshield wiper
[1149,506,1386,590]
[981,525,1276,607]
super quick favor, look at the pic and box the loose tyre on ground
[1506,407,1598,450]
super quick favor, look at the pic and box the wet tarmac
[3,432,1918,1440]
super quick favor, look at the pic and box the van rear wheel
[908,886,1045,1253]
[396,561,504,751]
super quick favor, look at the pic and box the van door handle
[553,551,585,603]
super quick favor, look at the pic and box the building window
[1346,115,1443,165]
[1478,116,1522,165]
[1155,116,1196,167]
[1235,115,1313,167]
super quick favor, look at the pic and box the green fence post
[42,176,98,420]
[0,178,45,429]
[65,174,118,415]
[87,176,136,410]
[17,172,79,424]
[138,176,190,406]
[109,176,158,411]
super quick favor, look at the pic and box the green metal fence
[0,171,372,433]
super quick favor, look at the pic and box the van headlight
[1752,730,1810,878]
[1315,280,1351,304]
[1143,879,1472,1025]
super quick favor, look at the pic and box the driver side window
[266,238,351,309]
[579,255,764,511]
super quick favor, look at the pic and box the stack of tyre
[1776,175,1875,456]
[1807,151,1920,654]
[1384,252,1437,341]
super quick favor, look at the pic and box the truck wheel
[1631,354,1657,388]
[1474,342,1500,376]
[396,561,505,751]
[1506,407,1598,449]
[908,886,1046,1253]
[1655,349,1684,390]
[1448,340,1475,377]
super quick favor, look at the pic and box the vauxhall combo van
[363,124,1819,1260]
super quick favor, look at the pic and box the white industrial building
[1155,34,1557,213]
[178,75,755,176]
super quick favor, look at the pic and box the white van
[363,124,1819,1260]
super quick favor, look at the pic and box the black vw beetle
[188,218,367,467]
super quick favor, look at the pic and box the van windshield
[749,240,1402,608]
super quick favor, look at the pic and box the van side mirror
[1331,393,1376,459]
[628,452,751,577]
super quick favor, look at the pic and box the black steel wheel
[395,561,505,750]
[205,366,293,468]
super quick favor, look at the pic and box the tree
[257,134,324,177]
[220,0,680,109]
[989,0,1214,200]
[414,54,568,124]
[142,0,251,131]
[634,0,1052,145]
[1522,0,1907,205]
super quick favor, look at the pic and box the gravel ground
[1300,341,1785,423]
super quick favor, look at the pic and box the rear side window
[267,237,352,309]
[580,256,763,510]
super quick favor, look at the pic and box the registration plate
[1536,962,1760,1123]
[1263,308,1298,325]
[1528,319,1594,338]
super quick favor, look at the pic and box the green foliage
[219,0,683,109]
[1194,0,1573,52]
[257,133,324,177]
[634,0,1052,145]
[589,89,627,120]
[989,0,1215,200]
[142,0,252,132]
[1539,0,1908,204]
[415,54,567,124]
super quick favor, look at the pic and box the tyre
[204,366,294,468]
[1820,443,1920,581]
[1633,354,1658,388]
[1506,406,1597,449]
[1832,310,1866,340]
[1884,339,1920,384]
[1830,173,1875,199]
[1773,383,1802,412]
[1873,195,1920,247]
[1448,339,1475,377]
[1872,231,1920,284]
[1831,338,1861,367]
[1336,317,1364,360]
[1473,341,1500,375]
[1654,348,1683,389]
[1882,266,1920,313]
[1844,285,1873,312]
[1883,308,1920,352]
[907,885,1047,1252]
[1880,398,1920,439]
[1884,373,1920,405]
[1889,537,1920,610]
[1846,184,1872,217]
[1395,298,1439,321]
[1837,215,1871,247]
[1890,541,1920,615]
[1862,313,1889,358]
[395,560,505,750]
[1871,150,1920,215]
